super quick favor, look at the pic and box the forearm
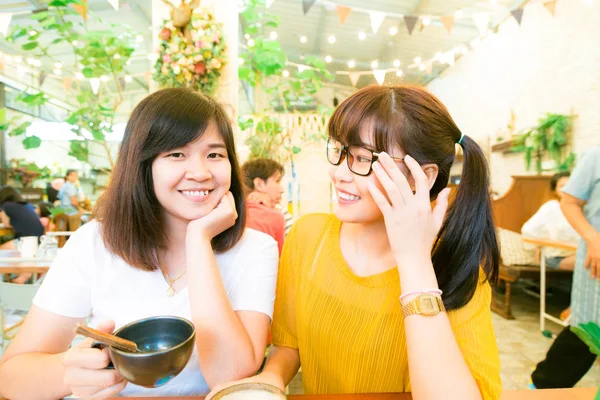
[399,261,481,400]
[261,345,301,387]
[187,238,261,388]
[561,202,597,242]
[0,352,71,400]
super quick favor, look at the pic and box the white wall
[427,0,600,195]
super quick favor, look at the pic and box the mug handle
[91,342,115,370]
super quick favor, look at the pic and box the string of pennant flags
[280,0,569,86]
[296,0,561,36]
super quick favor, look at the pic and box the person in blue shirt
[57,169,83,230]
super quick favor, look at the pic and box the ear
[421,163,439,190]
[253,177,267,192]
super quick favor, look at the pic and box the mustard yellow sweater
[272,213,501,399]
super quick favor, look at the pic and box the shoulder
[540,199,560,212]
[226,227,278,257]
[290,213,337,236]
[61,220,107,256]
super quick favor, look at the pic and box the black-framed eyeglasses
[326,137,405,176]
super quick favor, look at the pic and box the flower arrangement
[153,5,226,95]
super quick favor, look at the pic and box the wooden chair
[52,214,70,248]
[0,282,40,350]
[490,175,574,319]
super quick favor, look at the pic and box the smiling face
[151,122,231,225]
[328,127,411,224]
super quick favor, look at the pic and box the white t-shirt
[33,220,279,397]
[521,199,580,258]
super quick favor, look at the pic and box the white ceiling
[0,0,527,111]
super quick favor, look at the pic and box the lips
[178,189,213,202]
[336,188,361,202]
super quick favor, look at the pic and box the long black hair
[328,85,499,310]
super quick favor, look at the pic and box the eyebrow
[207,143,227,149]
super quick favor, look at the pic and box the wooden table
[121,387,598,399]
[0,257,53,275]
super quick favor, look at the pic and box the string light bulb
[358,31,366,40]
[325,55,333,63]
[371,60,378,69]
[328,35,336,44]
[389,26,398,36]
[414,56,422,64]
[348,59,355,68]
[422,16,431,25]
[300,35,307,43]
[282,70,290,77]
[270,31,278,40]
[393,59,401,67]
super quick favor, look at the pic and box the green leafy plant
[1,158,52,188]
[511,113,575,174]
[2,0,140,168]
[239,0,333,163]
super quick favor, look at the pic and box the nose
[332,153,353,182]
[184,157,212,181]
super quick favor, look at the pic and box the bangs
[127,89,232,162]
[328,85,400,152]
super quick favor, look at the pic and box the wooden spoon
[75,323,141,353]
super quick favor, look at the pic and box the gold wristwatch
[401,293,445,317]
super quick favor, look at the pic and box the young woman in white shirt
[522,172,579,270]
[0,88,279,399]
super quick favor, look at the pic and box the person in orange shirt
[242,159,286,254]
[209,85,501,400]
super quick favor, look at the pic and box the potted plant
[511,113,576,174]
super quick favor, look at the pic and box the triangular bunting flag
[90,78,100,95]
[73,0,87,21]
[511,8,524,25]
[440,15,455,34]
[118,77,126,90]
[336,5,351,25]
[302,0,316,15]
[473,13,490,34]
[404,16,418,35]
[63,77,72,91]
[369,11,385,34]
[107,0,119,10]
[373,70,386,85]
[39,71,47,87]
[543,1,556,16]
[349,72,360,87]
[0,13,13,37]
[426,61,433,74]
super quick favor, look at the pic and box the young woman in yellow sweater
[208,85,501,400]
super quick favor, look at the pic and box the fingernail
[405,154,413,161]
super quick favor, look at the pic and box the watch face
[418,295,439,316]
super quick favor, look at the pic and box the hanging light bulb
[282,70,290,77]
[422,16,431,25]
[358,31,366,40]
[389,26,398,36]
[125,75,133,83]
[414,56,422,64]
[325,55,333,63]
[328,35,336,44]
[371,60,378,69]
[270,31,278,40]
[348,59,356,68]
[300,35,307,43]
[396,69,404,77]
[393,59,401,68]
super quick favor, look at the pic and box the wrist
[584,231,600,244]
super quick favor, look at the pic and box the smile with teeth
[180,189,210,197]
[338,191,361,201]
